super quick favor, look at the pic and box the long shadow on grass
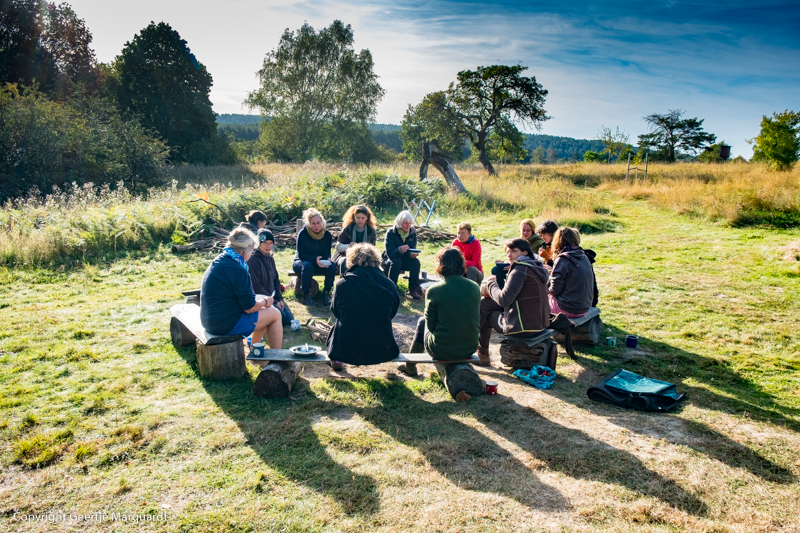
[177,347,380,515]
[546,324,797,484]
[325,378,570,512]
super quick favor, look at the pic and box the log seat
[170,303,246,380]
[553,307,603,346]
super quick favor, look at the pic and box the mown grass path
[0,194,798,532]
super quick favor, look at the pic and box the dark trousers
[491,264,507,289]
[277,302,294,326]
[479,297,537,349]
[413,316,432,352]
[386,256,420,288]
[292,260,336,293]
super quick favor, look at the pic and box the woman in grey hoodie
[548,227,595,318]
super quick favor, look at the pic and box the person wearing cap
[200,227,282,350]
[247,228,294,326]
[333,204,377,276]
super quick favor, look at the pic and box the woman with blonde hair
[548,227,595,318]
[326,243,400,368]
[292,208,337,306]
[333,204,377,275]
[382,210,422,299]
[200,227,283,350]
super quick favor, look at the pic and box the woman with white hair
[326,243,400,368]
[200,227,283,350]
[292,208,337,306]
[382,210,422,299]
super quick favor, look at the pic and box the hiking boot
[301,292,316,307]
[409,285,423,300]
[329,360,344,371]
[321,290,332,306]
[396,362,418,376]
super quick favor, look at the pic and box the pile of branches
[172,221,457,255]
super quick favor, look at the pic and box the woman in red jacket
[451,221,483,283]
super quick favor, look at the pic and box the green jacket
[424,274,481,360]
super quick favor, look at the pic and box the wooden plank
[246,348,480,364]
[181,288,201,297]
[567,307,601,328]
[170,303,243,346]
[501,328,556,347]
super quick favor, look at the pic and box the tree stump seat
[498,328,559,370]
[248,349,485,400]
[170,303,246,380]
[553,307,603,346]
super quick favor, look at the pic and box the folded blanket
[587,368,685,412]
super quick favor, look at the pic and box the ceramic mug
[607,337,616,346]
[290,319,301,331]
[626,335,638,348]
[252,342,265,357]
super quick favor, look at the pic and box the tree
[637,109,716,162]
[583,150,603,162]
[749,110,800,171]
[697,141,730,163]
[545,147,558,164]
[400,91,465,162]
[402,65,548,176]
[596,126,629,163]
[0,0,100,99]
[246,20,384,162]
[113,22,230,163]
[530,145,546,164]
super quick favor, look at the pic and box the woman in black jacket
[333,204,377,275]
[382,210,422,299]
[292,208,337,306]
[247,228,294,326]
[548,227,596,318]
[327,243,401,369]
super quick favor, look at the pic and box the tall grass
[596,162,800,226]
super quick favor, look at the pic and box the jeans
[385,255,420,288]
[277,301,294,326]
[292,259,336,294]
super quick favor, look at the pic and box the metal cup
[606,337,616,346]
[252,342,264,357]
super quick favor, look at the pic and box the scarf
[350,223,369,243]
[465,235,475,244]
[306,225,326,240]
[396,227,410,242]
[222,247,248,272]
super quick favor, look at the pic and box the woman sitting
[398,247,481,376]
[477,238,550,365]
[247,228,294,326]
[452,221,483,284]
[333,204,377,276]
[200,228,282,350]
[327,243,401,368]
[491,218,545,289]
[382,210,422,300]
[548,227,595,318]
[239,209,267,233]
[535,220,558,266]
[292,208,337,307]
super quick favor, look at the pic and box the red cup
[485,381,498,395]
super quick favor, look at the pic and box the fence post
[625,153,631,184]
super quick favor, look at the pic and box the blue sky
[69,0,800,157]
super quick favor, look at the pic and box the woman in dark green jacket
[396,247,481,376]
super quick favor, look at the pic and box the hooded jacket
[486,254,550,334]
[326,266,401,365]
[548,247,595,315]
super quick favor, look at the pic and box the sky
[68,0,800,158]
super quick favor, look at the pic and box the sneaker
[321,291,331,306]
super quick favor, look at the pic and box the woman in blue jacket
[200,228,283,350]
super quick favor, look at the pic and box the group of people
[198,205,597,370]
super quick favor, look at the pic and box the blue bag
[513,365,556,389]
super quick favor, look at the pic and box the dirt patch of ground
[781,240,800,261]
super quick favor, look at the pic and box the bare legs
[252,306,283,349]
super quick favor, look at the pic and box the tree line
[3,4,799,202]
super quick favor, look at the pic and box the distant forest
[217,114,603,161]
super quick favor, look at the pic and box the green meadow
[1,163,799,532]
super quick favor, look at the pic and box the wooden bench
[553,307,603,346]
[498,329,559,370]
[247,349,485,400]
[170,303,247,379]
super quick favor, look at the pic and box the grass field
[1,166,799,532]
